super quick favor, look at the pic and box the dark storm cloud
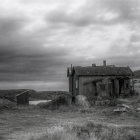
[0,16,72,83]
[0,47,70,82]
[0,17,24,35]
[0,0,140,90]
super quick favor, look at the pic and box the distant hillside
[134,70,140,78]
[0,89,69,100]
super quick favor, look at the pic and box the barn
[67,61,134,102]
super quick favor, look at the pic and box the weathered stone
[75,95,90,108]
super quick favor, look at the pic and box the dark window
[126,83,129,88]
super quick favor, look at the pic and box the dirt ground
[0,104,140,140]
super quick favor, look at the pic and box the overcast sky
[0,0,140,91]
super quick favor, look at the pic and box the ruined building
[67,61,134,101]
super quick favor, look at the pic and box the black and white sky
[0,0,140,90]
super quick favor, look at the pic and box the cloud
[46,0,140,27]
[0,15,71,84]
[102,0,140,22]
[0,81,67,91]
[0,0,139,90]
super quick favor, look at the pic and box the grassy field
[0,103,140,140]
[0,84,140,140]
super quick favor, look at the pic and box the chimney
[103,60,106,66]
[68,64,72,75]
[92,64,96,67]
[71,64,73,69]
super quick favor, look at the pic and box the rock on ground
[75,95,90,108]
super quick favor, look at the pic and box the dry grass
[10,126,80,140]
[9,121,137,140]
[71,121,137,140]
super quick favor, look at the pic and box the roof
[16,90,30,97]
[68,66,133,76]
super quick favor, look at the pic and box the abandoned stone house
[67,61,134,101]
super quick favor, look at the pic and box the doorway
[119,79,124,95]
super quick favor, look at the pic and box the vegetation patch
[38,94,72,110]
